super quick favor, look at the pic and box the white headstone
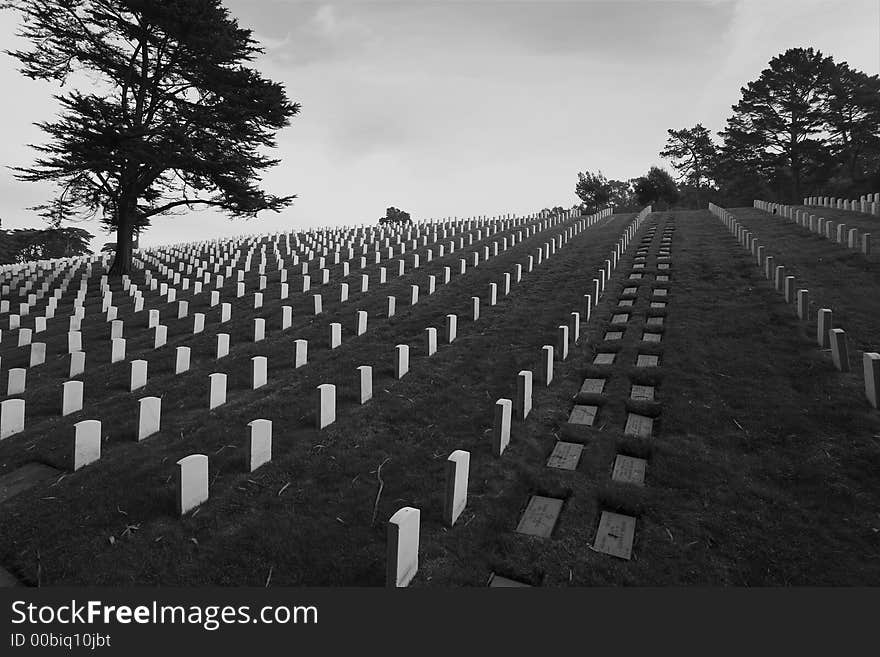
[316,383,336,429]
[69,351,85,378]
[295,339,308,368]
[252,356,268,389]
[247,419,272,472]
[444,450,470,527]
[387,507,420,587]
[0,398,25,440]
[395,344,409,379]
[176,454,209,515]
[111,337,126,363]
[357,365,372,404]
[137,396,161,441]
[175,346,191,374]
[130,359,148,391]
[216,333,230,359]
[209,372,227,409]
[73,419,101,470]
[493,398,512,456]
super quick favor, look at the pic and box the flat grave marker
[593,511,636,560]
[546,441,583,470]
[515,496,563,538]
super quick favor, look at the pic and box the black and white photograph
[0,0,879,649]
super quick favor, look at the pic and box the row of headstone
[710,203,880,410]
[755,200,872,256]
[803,194,880,217]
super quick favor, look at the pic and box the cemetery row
[1,211,562,389]
[0,209,597,466]
[485,209,672,584]
[710,203,879,411]
[753,200,872,258]
[0,208,631,585]
[801,193,880,217]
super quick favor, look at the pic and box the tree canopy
[633,167,679,208]
[3,0,299,275]
[378,207,412,225]
[0,224,93,265]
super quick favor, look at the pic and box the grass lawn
[2,209,880,585]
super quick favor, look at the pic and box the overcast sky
[1,0,878,250]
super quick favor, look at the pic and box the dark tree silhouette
[726,47,835,201]
[633,167,679,208]
[0,225,93,264]
[3,0,299,275]
[660,124,718,202]
[378,207,412,225]
[575,170,612,214]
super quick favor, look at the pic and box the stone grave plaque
[489,574,531,587]
[568,404,598,426]
[642,332,662,343]
[647,317,664,327]
[636,354,659,367]
[658,263,670,270]
[656,275,669,281]
[547,441,584,470]
[593,352,615,365]
[611,313,629,324]
[612,455,647,486]
[624,413,653,438]
[515,496,563,538]
[653,288,668,297]
[580,378,606,395]
[593,511,636,560]
[630,385,654,401]
[604,331,623,341]
[623,287,638,295]
[650,302,666,309]
[632,263,645,269]
[629,273,643,280]
[618,300,634,307]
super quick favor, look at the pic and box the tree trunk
[108,216,134,277]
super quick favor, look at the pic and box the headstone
[295,339,308,368]
[252,356,268,389]
[443,450,470,527]
[624,413,653,438]
[493,398,512,456]
[357,365,373,404]
[175,346,191,374]
[247,419,272,472]
[395,344,410,379]
[541,345,553,385]
[546,441,583,470]
[445,314,457,343]
[329,322,342,349]
[0,399,25,440]
[817,308,833,348]
[387,296,396,318]
[425,327,437,356]
[176,454,209,515]
[316,383,336,429]
[557,325,569,360]
[864,352,880,409]
[216,333,230,359]
[130,359,148,391]
[153,325,167,349]
[386,507,420,587]
[593,511,636,560]
[515,495,563,538]
[73,420,101,470]
[580,378,605,395]
[111,337,126,363]
[568,404,597,426]
[208,373,227,410]
[69,351,85,378]
[612,455,647,486]
[515,370,532,420]
[137,396,161,440]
